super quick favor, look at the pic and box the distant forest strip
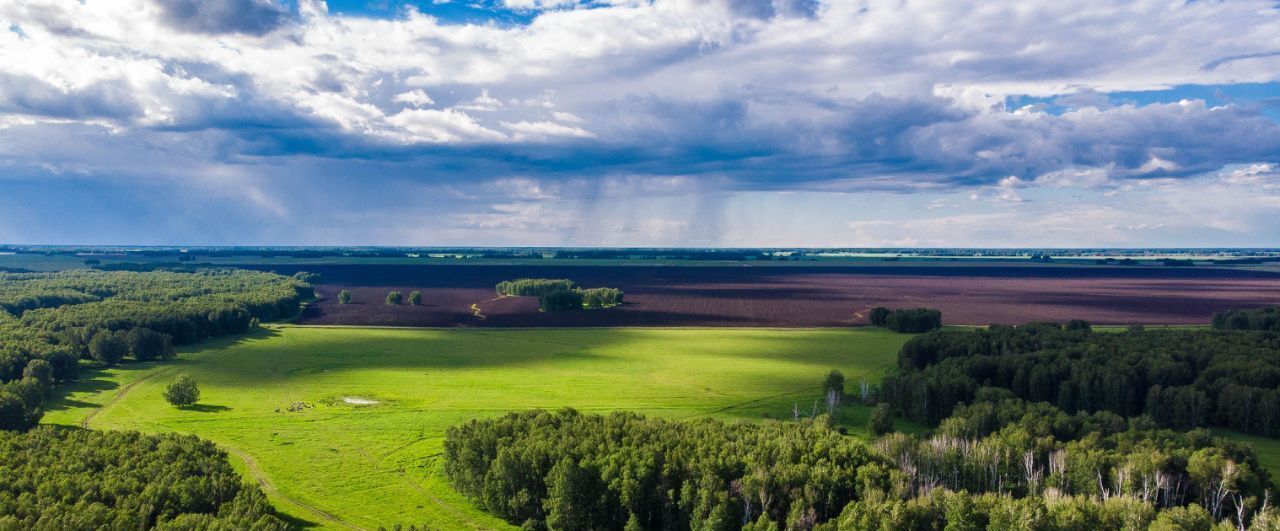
[1214,306,1280,331]
[0,269,314,431]
[0,427,288,529]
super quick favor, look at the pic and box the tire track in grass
[226,445,367,531]
[356,444,485,529]
[688,388,816,419]
[80,366,175,429]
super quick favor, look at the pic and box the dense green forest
[0,269,312,430]
[445,409,878,530]
[0,427,289,529]
[881,324,1280,436]
[445,407,1280,530]
[447,323,1280,530]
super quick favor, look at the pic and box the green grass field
[42,326,913,530]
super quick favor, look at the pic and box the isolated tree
[164,374,200,407]
[824,370,845,397]
[826,388,842,414]
[409,291,422,306]
[868,403,894,436]
[88,329,128,366]
[386,291,403,305]
[338,289,352,304]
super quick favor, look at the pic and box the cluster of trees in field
[445,406,1280,530]
[335,289,423,306]
[880,323,1280,436]
[381,290,423,305]
[496,279,578,297]
[580,287,624,309]
[1214,307,1280,331]
[0,427,288,529]
[495,278,624,311]
[0,269,312,431]
[868,307,942,333]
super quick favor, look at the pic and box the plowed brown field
[242,264,1280,327]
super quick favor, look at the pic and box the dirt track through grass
[80,367,174,429]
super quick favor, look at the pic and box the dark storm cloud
[726,0,819,19]
[157,0,291,36]
[0,72,141,120]
[173,91,1280,193]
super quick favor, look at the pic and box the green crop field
[42,326,914,530]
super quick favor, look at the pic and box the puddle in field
[342,396,380,405]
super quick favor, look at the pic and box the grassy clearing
[43,326,913,530]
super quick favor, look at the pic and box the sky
[2,0,1280,247]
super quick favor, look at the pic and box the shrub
[824,369,845,396]
[409,291,422,306]
[164,374,200,407]
[338,289,352,304]
[385,291,403,305]
[868,402,894,435]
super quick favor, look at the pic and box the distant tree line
[868,307,942,333]
[0,427,289,529]
[496,278,623,312]
[881,322,1280,435]
[1214,307,1280,332]
[0,269,312,431]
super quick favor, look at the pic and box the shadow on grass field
[42,326,914,530]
